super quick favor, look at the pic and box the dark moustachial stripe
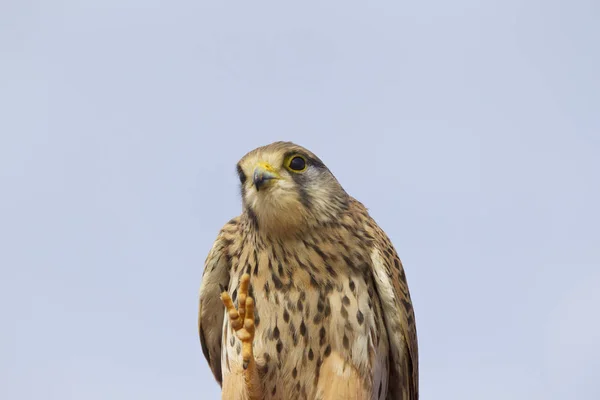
[297,184,312,209]
[246,207,259,229]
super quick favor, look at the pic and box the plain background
[1,1,599,399]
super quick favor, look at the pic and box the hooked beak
[253,162,280,191]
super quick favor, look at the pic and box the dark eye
[288,156,306,171]
[236,165,247,184]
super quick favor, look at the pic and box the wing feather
[368,222,419,400]
[198,218,239,385]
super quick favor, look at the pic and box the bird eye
[288,156,307,172]
[236,165,247,184]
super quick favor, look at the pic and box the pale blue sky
[1,1,599,399]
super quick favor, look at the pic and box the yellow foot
[221,274,261,399]
[221,273,256,370]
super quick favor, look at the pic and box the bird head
[236,142,349,235]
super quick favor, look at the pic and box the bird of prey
[198,142,418,400]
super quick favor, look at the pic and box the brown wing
[198,218,239,385]
[368,222,419,400]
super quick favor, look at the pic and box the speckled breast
[222,231,389,400]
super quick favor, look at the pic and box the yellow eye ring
[286,155,307,172]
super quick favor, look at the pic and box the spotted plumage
[198,142,418,400]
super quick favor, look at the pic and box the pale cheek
[248,184,303,219]
[276,179,297,192]
[261,186,297,212]
[245,190,257,208]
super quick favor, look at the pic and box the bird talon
[221,274,256,368]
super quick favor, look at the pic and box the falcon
[198,142,418,400]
